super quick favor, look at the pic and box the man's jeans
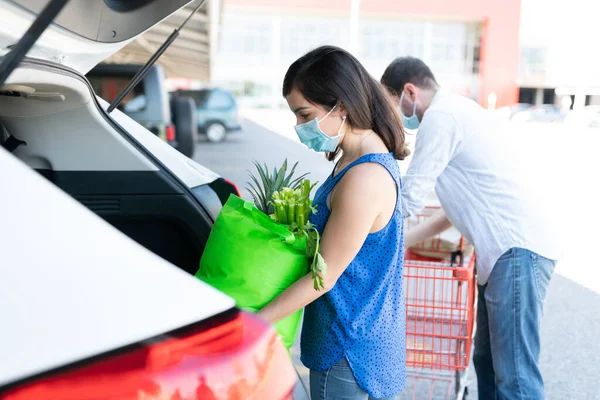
[474,248,556,400]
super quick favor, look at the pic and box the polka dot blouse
[301,152,406,398]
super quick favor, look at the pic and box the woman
[257,46,410,400]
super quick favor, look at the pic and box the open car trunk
[1,0,213,78]
[0,60,215,275]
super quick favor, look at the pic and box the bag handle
[242,200,296,244]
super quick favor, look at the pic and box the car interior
[0,61,213,276]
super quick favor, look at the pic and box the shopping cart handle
[450,249,464,267]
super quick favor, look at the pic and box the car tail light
[166,125,176,142]
[224,179,241,197]
[209,178,242,205]
[1,311,295,400]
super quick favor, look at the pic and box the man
[381,57,560,399]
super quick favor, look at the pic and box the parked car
[495,103,533,120]
[173,88,243,142]
[88,64,198,158]
[513,104,566,122]
[566,105,600,128]
[582,105,600,128]
[0,0,302,398]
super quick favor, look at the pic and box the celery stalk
[305,199,311,219]
[275,201,287,224]
[302,179,310,199]
[288,203,296,226]
[296,203,305,228]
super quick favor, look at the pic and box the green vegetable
[288,203,296,228]
[247,159,308,215]
[274,199,288,225]
[307,228,326,290]
[269,178,326,290]
[296,203,305,229]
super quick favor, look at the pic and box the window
[207,91,234,109]
[88,76,147,112]
[520,47,547,75]
[543,89,555,105]
[519,88,536,104]
[358,20,425,61]
[429,23,467,75]
[280,16,350,62]
[183,90,211,107]
[467,24,483,74]
[217,14,273,63]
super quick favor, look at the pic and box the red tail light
[166,125,176,142]
[1,312,295,400]
[224,179,241,197]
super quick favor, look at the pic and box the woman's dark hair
[283,46,410,161]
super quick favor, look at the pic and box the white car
[0,0,298,398]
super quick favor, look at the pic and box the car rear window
[89,76,147,113]
[176,90,211,107]
[206,91,234,109]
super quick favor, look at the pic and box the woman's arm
[257,163,395,324]
[404,209,452,248]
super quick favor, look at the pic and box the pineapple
[246,159,308,215]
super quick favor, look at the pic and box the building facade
[518,0,600,109]
[212,0,521,109]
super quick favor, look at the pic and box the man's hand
[404,209,452,248]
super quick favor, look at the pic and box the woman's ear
[338,102,348,119]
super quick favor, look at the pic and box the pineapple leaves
[248,174,267,205]
[246,159,307,215]
[274,159,287,190]
[247,175,269,214]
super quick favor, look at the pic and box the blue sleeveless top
[301,152,406,398]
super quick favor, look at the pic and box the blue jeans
[310,358,397,400]
[473,248,556,400]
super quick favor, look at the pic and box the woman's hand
[256,308,273,324]
[256,162,396,324]
[256,303,284,324]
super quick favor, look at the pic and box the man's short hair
[381,57,438,95]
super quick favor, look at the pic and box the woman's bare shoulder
[333,162,396,206]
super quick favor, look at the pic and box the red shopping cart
[403,208,477,400]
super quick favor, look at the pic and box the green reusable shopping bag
[196,194,309,349]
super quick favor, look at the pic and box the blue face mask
[399,91,420,130]
[295,104,346,153]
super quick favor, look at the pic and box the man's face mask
[399,91,420,130]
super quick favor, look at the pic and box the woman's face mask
[295,104,347,153]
